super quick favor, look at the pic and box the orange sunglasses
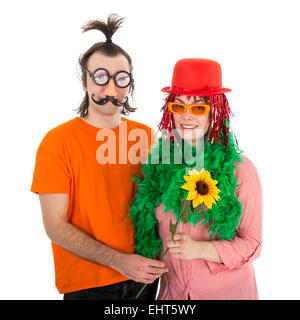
[168,102,210,116]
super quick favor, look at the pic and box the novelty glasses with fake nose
[85,67,133,88]
[168,102,210,116]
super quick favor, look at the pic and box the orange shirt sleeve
[31,132,71,194]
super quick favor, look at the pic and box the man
[31,14,167,300]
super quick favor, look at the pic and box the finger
[146,267,168,275]
[167,234,178,240]
[170,253,183,259]
[135,271,159,284]
[167,234,183,242]
[145,258,166,268]
[167,240,180,248]
[142,273,162,282]
[140,277,159,284]
[173,233,186,241]
[139,278,157,284]
[169,248,182,255]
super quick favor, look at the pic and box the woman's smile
[180,123,199,130]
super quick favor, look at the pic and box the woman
[129,58,263,300]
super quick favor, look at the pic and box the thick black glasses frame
[85,67,133,88]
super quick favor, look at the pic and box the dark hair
[75,14,136,117]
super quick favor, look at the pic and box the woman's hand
[167,232,201,260]
[167,233,223,263]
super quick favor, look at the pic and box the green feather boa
[129,128,244,259]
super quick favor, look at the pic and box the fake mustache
[91,94,128,107]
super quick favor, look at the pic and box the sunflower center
[196,180,209,195]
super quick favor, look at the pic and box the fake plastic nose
[104,78,117,96]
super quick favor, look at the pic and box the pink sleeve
[207,155,263,274]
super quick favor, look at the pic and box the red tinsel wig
[158,93,234,149]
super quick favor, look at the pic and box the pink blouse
[155,154,263,300]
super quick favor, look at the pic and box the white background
[0,0,299,300]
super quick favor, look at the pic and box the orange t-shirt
[31,116,153,294]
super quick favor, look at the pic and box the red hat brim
[161,86,232,96]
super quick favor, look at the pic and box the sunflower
[181,168,220,209]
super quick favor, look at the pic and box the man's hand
[115,253,168,284]
[167,232,200,260]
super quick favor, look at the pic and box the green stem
[135,283,147,299]
[172,213,182,242]
[136,201,186,299]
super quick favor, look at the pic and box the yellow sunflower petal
[189,169,200,176]
[197,169,204,179]
[204,198,213,209]
[193,195,202,208]
[197,195,207,207]
[181,183,192,191]
[186,190,198,200]
[214,194,220,201]
[207,179,218,186]
[199,169,209,182]
[190,174,201,183]
[184,175,195,183]
[204,171,212,181]
[184,175,201,183]
[209,188,219,197]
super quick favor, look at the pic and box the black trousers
[63,279,159,300]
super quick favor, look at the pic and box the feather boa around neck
[129,129,244,259]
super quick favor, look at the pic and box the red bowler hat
[161,58,231,96]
